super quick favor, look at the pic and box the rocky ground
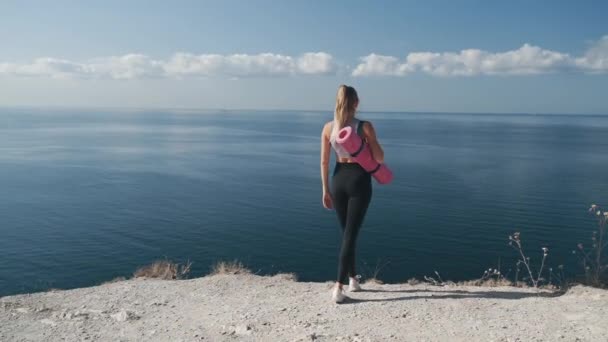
[1,274,606,341]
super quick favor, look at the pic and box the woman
[320,85,385,303]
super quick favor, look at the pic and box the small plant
[455,268,512,287]
[364,277,384,285]
[423,271,446,286]
[361,258,391,284]
[548,264,568,291]
[273,273,298,282]
[477,268,511,286]
[508,232,548,288]
[133,259,192,280]
[573,204,607,287]
[210,260,251,275]
[406,277,422,285]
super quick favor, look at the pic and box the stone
[235,324,252,335]
[111,310,139,322]
[40,319,57,326]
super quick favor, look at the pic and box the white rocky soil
[1,274,606,341]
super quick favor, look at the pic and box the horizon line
[1,104,607,117]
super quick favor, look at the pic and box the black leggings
[331,162,372,285]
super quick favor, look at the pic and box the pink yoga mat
[335,126,393,184]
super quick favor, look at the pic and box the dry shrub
[407,277,422,285]
[458,278,513,287]
[574,204,608,288]
[210,260,251,275]
[363,278,384,285]
[273,273,298,282]
[133,259,192,280]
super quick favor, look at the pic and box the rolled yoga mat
[335,125,393,184]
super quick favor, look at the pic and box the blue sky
[1,0,607,113]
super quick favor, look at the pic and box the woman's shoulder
[360,120,377,138]
[355,118,374,130]
[358,118,375,128]
[322,120,333,136]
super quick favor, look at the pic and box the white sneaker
[348,277,362,292]
[331,286,346,303]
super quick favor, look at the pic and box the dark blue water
[1,108,607,296]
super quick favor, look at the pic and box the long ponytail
[334,85,359,129]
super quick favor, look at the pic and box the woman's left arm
[320,123,333,209]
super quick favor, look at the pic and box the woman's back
[325,118,383,164]
[329,118,361,162]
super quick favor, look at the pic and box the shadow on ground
[341,288,563,304]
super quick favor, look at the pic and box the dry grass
[457,278,513,287]
[363,277,384,285]
[407,278,422,285]
[272,273,298,282]
[133,259,192,280]
[210,260,251,276]
[574,204,608,288]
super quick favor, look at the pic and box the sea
[1,108,607,296]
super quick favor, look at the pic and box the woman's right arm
[362,121,384,164]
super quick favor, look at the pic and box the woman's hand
[322,191,333,210]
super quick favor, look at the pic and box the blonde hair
[334,85,359,129]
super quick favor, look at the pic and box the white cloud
[352,54,408,77]
[0,58,91,79]
[162,53,223,77]
[575,35,608,72]
[163,52,335,77]
[89,54,165,79]
[2,36,607,80]
[0,52,336,79]
[353,36,608,77]
[296,52,334,74]
[164,53,297,77]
